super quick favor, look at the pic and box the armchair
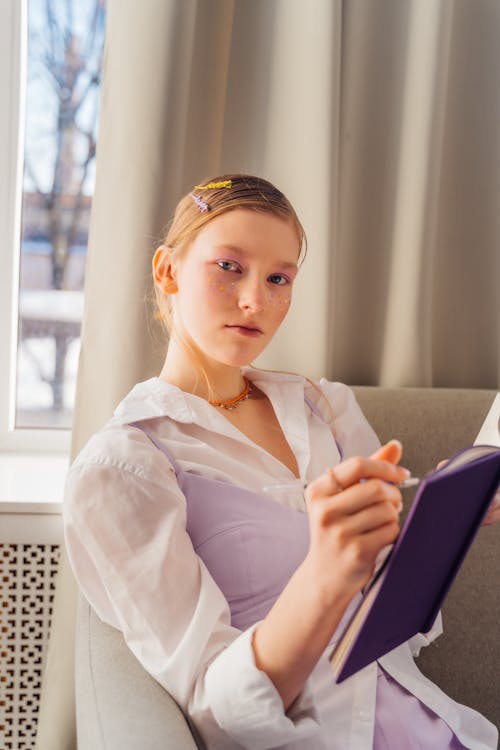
[74,387,500,748]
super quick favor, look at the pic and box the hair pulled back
[164,173,306,259]
[153,173,306,394]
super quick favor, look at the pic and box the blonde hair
[153,173,307,395]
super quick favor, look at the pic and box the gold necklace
[209,377,252,410]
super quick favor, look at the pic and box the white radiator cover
[0,504,63,750]
[0,543,61,749]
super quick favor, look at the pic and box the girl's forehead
[192,209,300,259]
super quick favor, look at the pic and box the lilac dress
[132,397,467,750]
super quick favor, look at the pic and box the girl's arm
[252,440,408,711]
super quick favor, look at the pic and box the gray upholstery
[75,594,205,750]
[75,387,500,748]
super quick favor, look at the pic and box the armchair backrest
[75,594,206,750]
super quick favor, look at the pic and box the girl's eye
[216,260,240,272]
[268,274,289,286]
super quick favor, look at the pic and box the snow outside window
[0,0,106,452]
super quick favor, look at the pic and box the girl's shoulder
[69,376,191,478]
[68,417,177,487]
[244,366,371,436]
[303,377,362,423]
[304,378,380,457]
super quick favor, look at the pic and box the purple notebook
[329,444,500,683]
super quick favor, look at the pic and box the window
[0,0,106,452]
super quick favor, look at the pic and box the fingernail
[401,468,411,479]
[389,439,403,451]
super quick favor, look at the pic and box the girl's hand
[303,440,410,606]
[483,487,500,525]
[252,440,410,710]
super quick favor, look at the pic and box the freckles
[223,281,240,294]
[206,273,238,297]
[206,275,220,295]
[268,290,291,308]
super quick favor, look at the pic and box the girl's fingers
[483,507,500,525]
[317,477,403,520]
[328,496,401,535]
[482,488,500,525]
[305,440,408,520]
[328,453,410,492]
[307,449,408,502]
[351,520,401,563]
[304,442,407,596]
[370,439,403,465]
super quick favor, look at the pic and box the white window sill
[0,452,68,513]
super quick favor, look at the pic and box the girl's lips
[226,324,263,338]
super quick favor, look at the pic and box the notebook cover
[333,447,500,683]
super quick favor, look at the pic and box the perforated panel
[0,543,61,749]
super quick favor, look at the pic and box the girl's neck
[159,339,248,403]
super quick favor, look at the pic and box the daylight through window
[16,0,106,429]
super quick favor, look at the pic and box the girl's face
[167,208,300,369]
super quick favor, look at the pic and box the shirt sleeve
[316,379,381,458]
[407,611,444,656]
[63,424,321,749]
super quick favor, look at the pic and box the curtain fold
[36,0,500,747]
[380,0,453,385]
[332,0,500,388]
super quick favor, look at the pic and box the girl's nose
[238,279,266,312]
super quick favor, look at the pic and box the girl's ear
[152,246,178,294]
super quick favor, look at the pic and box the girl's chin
[201,351,261,370]
[195,340,267,368]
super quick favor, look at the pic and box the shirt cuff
[205,622,321,749]
[408,610,444,657]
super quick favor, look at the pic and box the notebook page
[474,394,500,448]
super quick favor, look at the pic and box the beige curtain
[36,0,500,747]
[332,0,500,388]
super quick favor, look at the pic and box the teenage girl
[64,174,499,749]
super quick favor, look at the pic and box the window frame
[0,0,70,454]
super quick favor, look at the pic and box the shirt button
[356,710,370,722]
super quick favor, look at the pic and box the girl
[64,174,499,749]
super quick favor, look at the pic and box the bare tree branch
[23,159,44,196]
[25,0,105,291]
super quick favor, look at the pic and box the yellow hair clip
[194,180,232,190]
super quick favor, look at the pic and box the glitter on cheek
[206,274,222,289]
[205,272,238,296]
[268,289,291,307]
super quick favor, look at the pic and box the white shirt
[63,369,498,750]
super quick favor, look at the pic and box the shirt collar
[113,377,195,424]
[113,369,314,480]
[112,369,307,426]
